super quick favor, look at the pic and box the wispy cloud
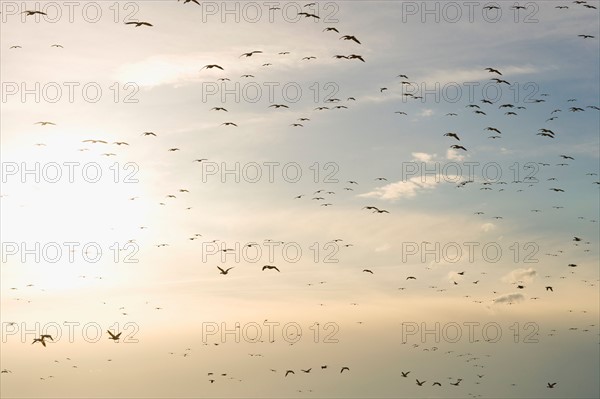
[502,268,537,284]
[493,292,525,305]
[358,176,440,201]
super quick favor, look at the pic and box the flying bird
[125,21,153,27]
[107,330,122,341]
[22,10,47,16]
[217,266,234,275]
[485,67,502,75]
[202,64,224,70]
[240,50,263,57]
[340,35,361,44]
[262,265,280,272]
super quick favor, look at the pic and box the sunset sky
[1,1,599,398]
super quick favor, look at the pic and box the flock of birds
[2,1,599,397]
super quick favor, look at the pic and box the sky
[0,0,599,398]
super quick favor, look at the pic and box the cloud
[374,243,391,252]
[358,176,440,201]
[502,268,537,284]
[412,152,435,162]
[493,293,525,305]
[446,148,466,162]
[481,223,496,232]
[114,55,202,88]
[417,109,434,117]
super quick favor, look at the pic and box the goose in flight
[347,54,365,62]
[240,50,262,57]
[35,121,55,126]
[107,330,122,341]
[323,27,340,33]
[363,269,374,274]
[217,266,234,275]
[547,382,557,388]
[298,12,320,19]
[485,67,502,75]
[450,145,467,151]
[340,35,361,44]
[401,371,410,377]
[416,379,426,386]
[142,132,157,136]
[444,133,460,140]
[221,122,238,127]
[9,45,22,49]
[302,56,316,60]
[32,335,53,347]
[491,78,510,85]
[269,104,289,109]
[301,368,312,373]
[211,107,227,111]
[22,10,47,16]
[340,367,350,373]
[202,64,224,70]
[82,139,107,144]
[262,265,280,272]
[546,286,553,292]
[285,370,295,377]
[578,34,594,39]
[125,21,153,27]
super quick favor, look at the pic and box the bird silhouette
[125,21,153,27]
[107,330,122,341]
[217,266,234,275]
[262,265,280,272]
[202,64,224,70]
[340,35,361,44]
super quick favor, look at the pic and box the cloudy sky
[1,1,599,398]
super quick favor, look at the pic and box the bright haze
[0,1,599,398]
